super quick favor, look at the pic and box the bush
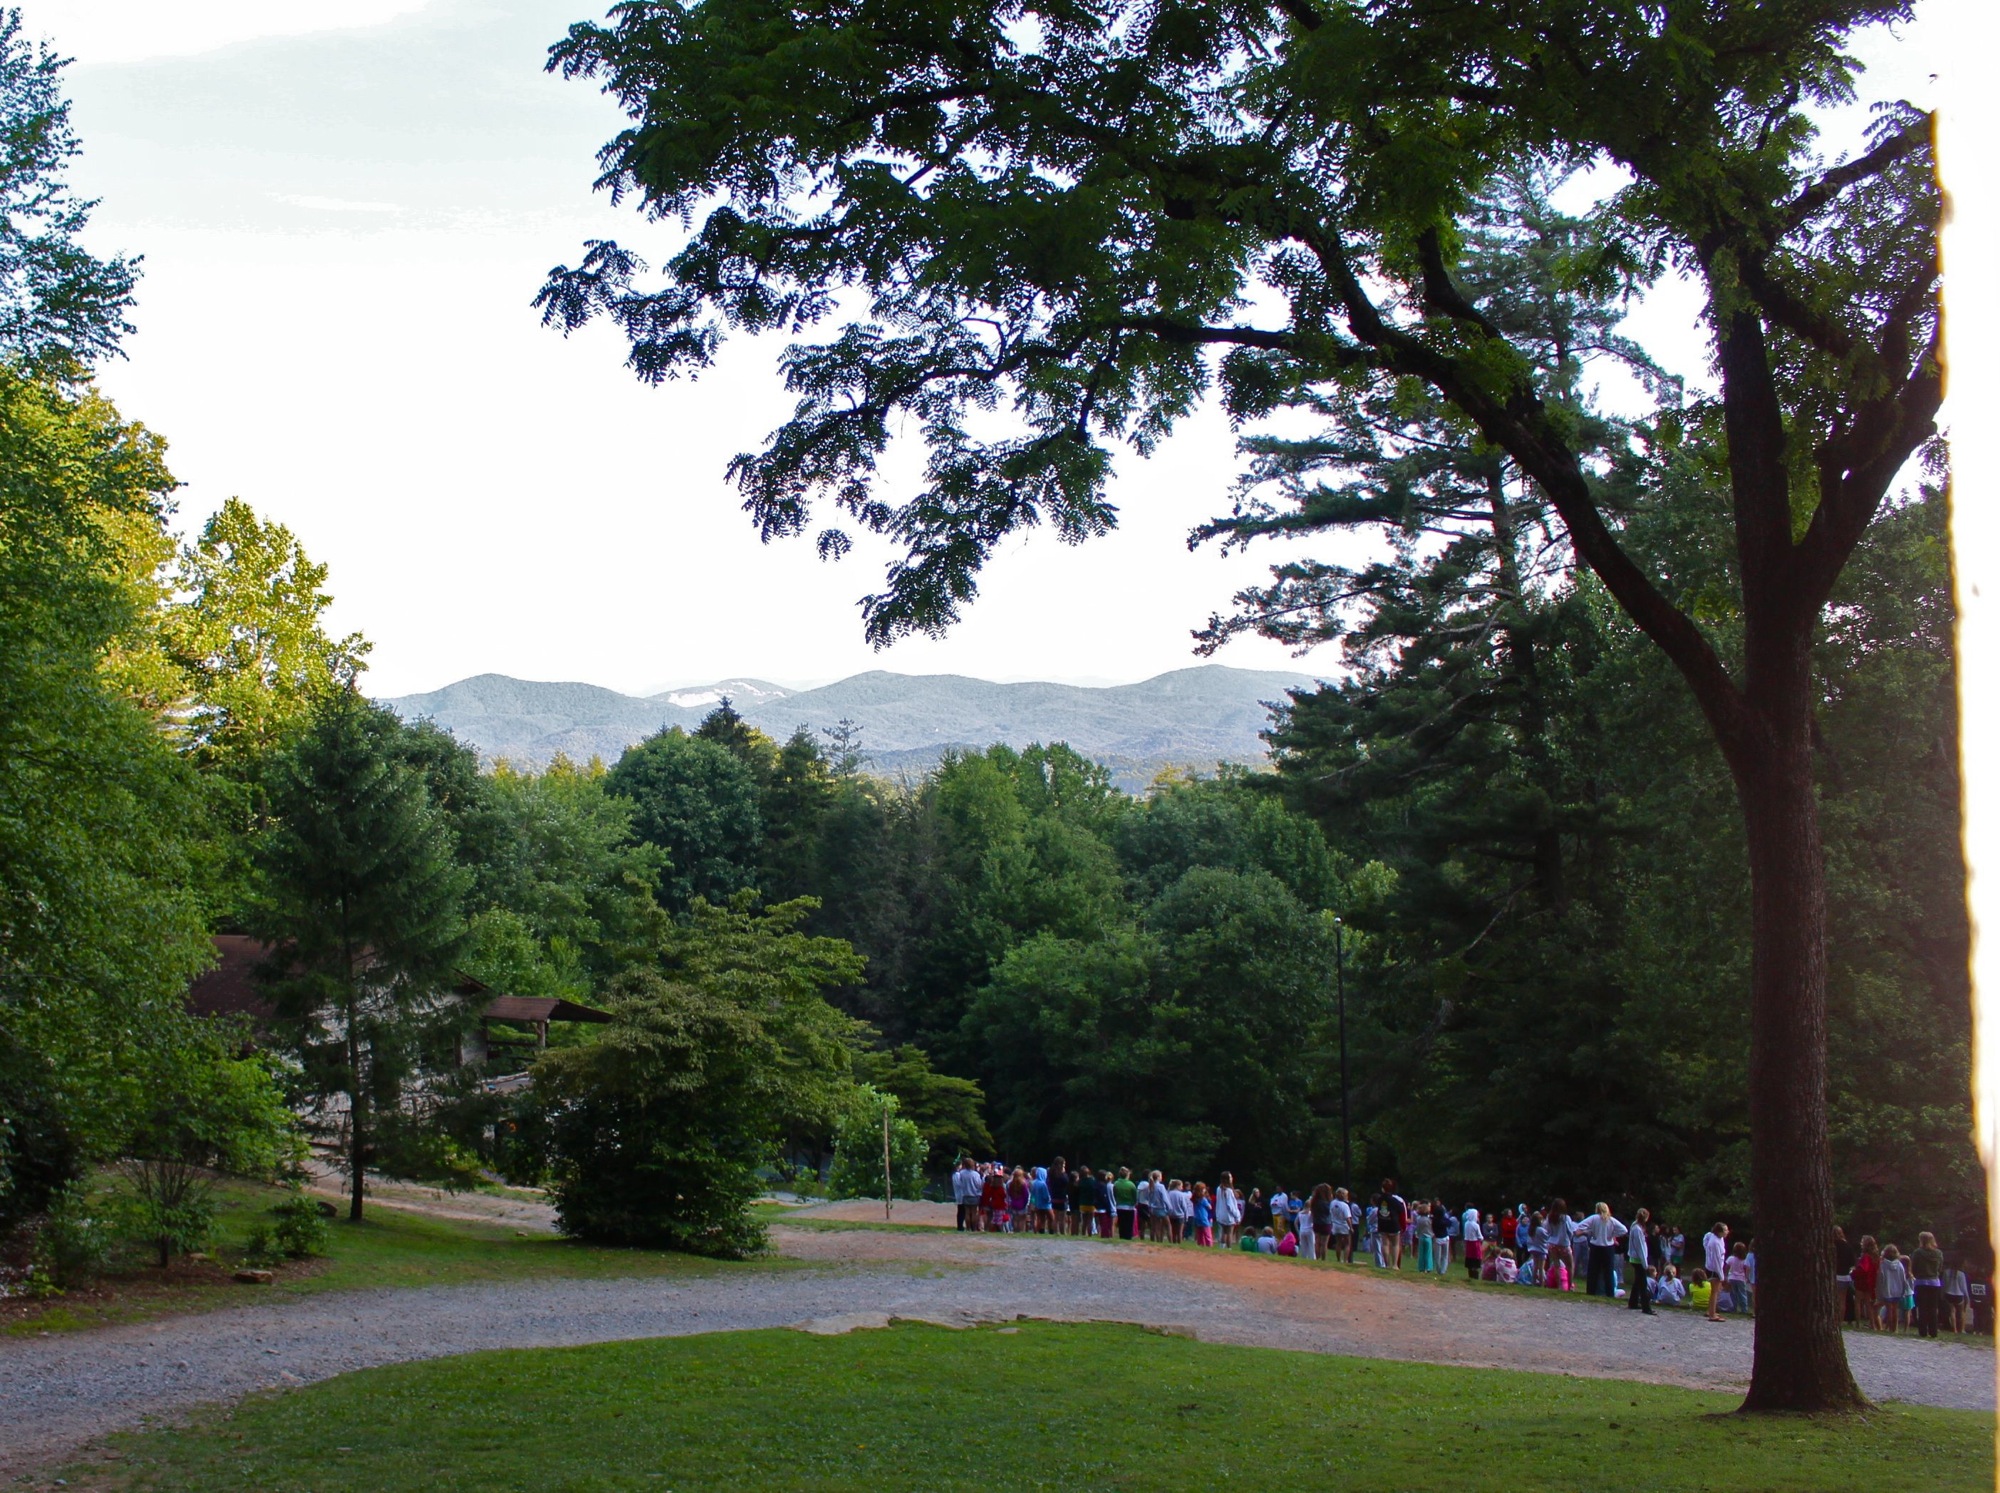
[537,902,864,1258]
[828,1087,926,1202]
[119,1021,300,1267]
[30,1182,114,1291]
[240,1222,279,1268]
[118,1182,217,1267]
[270,1187,330,1259]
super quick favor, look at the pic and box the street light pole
[1335,915,1351,1196]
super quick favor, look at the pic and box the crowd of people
[948,1159,1985,1337]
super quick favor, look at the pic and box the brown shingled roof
[186,934,280,1023]
[481,996,612,1025]
[186,936,501,1027]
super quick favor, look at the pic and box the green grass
[5,1180,790,1336]
[78,1320,1991,1492]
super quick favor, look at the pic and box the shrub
[119,1021,300,1267]
[240,1222,279,1268]
[270,1187,330,1259]
[30,1182,114,1290]
[537,900,864,1258]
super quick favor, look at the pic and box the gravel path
[2,1227,1988,1478]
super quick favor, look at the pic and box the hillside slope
[384,665,1321,785]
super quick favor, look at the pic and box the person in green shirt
[1912,1231,1948,1339]
[1112,1167,1139,1240]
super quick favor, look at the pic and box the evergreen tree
[251,692,472,1221]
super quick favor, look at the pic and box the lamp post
[1334,915,1351,1195]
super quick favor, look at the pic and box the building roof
[481,996,613,1025]
[186,934,280,1023]
[186,936,507,1025]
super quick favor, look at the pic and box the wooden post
[883,1104,893,1222]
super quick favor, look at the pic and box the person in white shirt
[1701,1222,1730,1321]
[1583,1203,1628,1298]
[1215,1172,1245,1247]
[1460,1205,1484,1280]
[1329,1187,1355,1263]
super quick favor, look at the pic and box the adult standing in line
[1073,1166,1097,1238]
[1309,1184,1336,1262]
[1216,1172,1244,1247]
[1437,1200,1457,1276]
[1582,1203,1625,1297]
[1626,1207,1655,1313]
[1113,1165,1139,1240]
[1378,1182,1408,1270]
[1295,1189,1317,1262]
[1244,1186,1270,1238]
[952,1156,981,1231]
[1330,1187,1354,1263]
[1098,1167,1120,1237]
[1700,1221,1730,1321]
[1911,1231,1947,1339]
[1461,1203,1484,1280]
[1048,1157,1072,1234]
[1412,1199,1433,1273]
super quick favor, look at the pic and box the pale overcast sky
[35,0,1942,697]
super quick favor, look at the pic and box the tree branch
[1416,228,1504,340]
[1294,218,1749,746]
[1779,113,1933,236]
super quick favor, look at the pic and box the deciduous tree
[541,0,1941,1408]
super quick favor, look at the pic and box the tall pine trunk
[345,974,367,1223]
[1729,632,1864,1410]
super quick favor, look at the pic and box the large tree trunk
[348,1097,367,1224]
[1732,657,1866,1412]
[347,1010,367,1224]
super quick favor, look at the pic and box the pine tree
[251,692,471,1221]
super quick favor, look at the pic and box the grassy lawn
[75,1320,1992,1492]
[5,1179,783,1336]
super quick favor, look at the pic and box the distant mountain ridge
[383,665,1322,788]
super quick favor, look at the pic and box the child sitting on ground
[1545,1254,1570,1292]
[1495,1248,1520,1284]
[1687,1268,1714,1314]
[1276,1229,1299,1257]
[1255,1227,1278,1254]
[1652,1264,1687,1306]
